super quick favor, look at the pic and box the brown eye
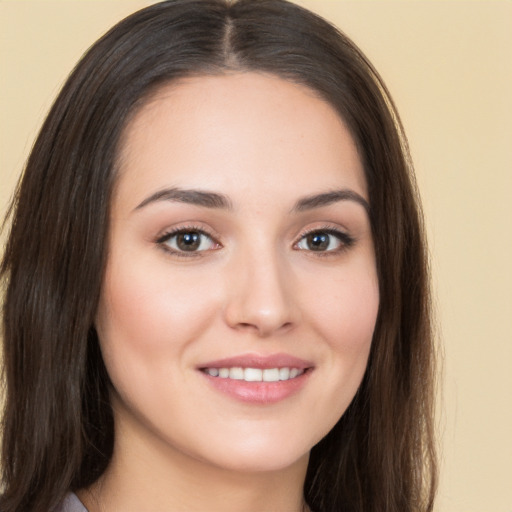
[159,230,218,254]
[305,233,330,251]
[296,229,353,252]
[176,232,201,251]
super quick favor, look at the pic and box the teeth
[229,367,244,380]
[263,368,280,382]
[279,367,290,380]
[290,368,300,378]
[244,368,263,382]
[204,367,304,382]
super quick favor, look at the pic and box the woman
[0,1,437,511]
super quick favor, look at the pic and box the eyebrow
[134,187,369,214]
[291,189,370,214]
[134,188,233,211]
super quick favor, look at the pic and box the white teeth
[244,368,263,381]
[262,368,280,382]
[204,367,304,382]
[279,367,290,380]
[229,367,244,380]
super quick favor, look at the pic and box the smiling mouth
[200,367,307,382]
[198,356,313,403]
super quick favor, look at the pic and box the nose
[223,249,299,337]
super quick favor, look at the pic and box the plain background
[0,1,511,511]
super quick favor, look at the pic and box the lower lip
[200,370,311,404]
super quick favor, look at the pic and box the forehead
[115,72,367,209]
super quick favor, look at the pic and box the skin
[82,72,379,512]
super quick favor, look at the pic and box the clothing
[55,493,88,512]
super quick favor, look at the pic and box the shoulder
[53,493,88,512]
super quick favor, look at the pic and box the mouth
[197,353,314,404]
[200,366,306,382]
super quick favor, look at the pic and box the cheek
[95,256,221,368]
[301,263,378,417]
[306,265,379,354]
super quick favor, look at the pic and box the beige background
[1,1,511,510]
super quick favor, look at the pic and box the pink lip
[197,352,313,370]
[197,353,314,404]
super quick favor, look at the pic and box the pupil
[177,232,200,251]
[308,233,329,251]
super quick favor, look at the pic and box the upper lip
[198,352,313,370]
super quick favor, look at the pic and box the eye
[295,229,353,253]
[157,228,220,255]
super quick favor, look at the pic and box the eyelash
[293,226,355,256]
[156,225,220,258]
[155,224,355,258]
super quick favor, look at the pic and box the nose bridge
[224,238,297,336]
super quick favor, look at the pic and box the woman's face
[96,72,379,474]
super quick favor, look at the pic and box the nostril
[233,320,295,337]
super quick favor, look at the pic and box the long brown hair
[1,1,437,511]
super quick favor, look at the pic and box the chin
[200,444,311,474]
[181,425,320,475]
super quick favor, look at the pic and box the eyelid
[153,222,355,258]
[293,224,355,253]
[155,224,222,257]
